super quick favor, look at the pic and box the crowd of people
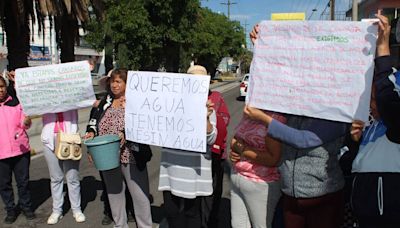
[0,12,398,228]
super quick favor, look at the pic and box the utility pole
[352,0,358,21]
[330,0,335,20]
[221,0,237,20]
[243,20,249,48]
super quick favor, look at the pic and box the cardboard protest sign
[125,71,210,153]
[15,61,96,115]
[247,20,378,123]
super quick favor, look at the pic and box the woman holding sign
[85,69,152,228]
[350,13,400,228]
[245,24,350,228]
[41,109,86,224]
[229,111,285,228]
[158,65,217,228]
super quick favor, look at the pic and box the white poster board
[247,20,378,123]
[15,61,96,116]
[125,71,210,153]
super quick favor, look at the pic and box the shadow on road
[80,176,102,211]
[29,178,51,211]
[30,176,102,214]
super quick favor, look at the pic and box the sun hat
[187,65,207,75]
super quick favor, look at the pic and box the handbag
[54,122,82,161]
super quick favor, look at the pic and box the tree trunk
[57,14,77,63]
[104,34,113,73]
[164,41,180,72]
[4,0,30,70]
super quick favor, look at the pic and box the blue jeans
[0,152,32,213]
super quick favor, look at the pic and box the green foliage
[85,0,155,70]
[187,8,246,76]
[84,0,246,73]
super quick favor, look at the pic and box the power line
[308,0,322,20]
[220,0,237,19]
[320,1,330,20]
[243,20,249,48]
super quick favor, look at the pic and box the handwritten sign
[247,20,378,123]
[125,71,210,153]
[15,61,96,115]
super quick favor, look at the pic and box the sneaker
[22,210,36,220]
[101,214,113,225]
[47,212,63,225]
[73,212,86,223]
[4,212,18,224]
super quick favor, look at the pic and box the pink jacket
[0,96,31,160]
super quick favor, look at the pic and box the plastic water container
[84,134,121,171]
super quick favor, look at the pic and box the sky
[201,0,352,47]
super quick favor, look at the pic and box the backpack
[208,91,230,158]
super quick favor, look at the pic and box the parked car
[240,74,249,97]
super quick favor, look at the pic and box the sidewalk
[28,79,240,158]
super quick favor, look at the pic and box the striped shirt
[158,111,217,199]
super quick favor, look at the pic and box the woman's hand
[93,100,100,108]
[375,10,391,57]
[350,120,365,142]
[87,154,93,164]
[206,100,214,119]
[84,132,95,140]
[6,71,15,82]
[230,150,241,163]
[250,24,259,45]
[206,100,215,134]
[244,105,272,126]
[230,137,246,163]
[23,116,31,127]
[118,131,126,147]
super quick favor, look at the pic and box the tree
[144,0,201,72]
[85,0,158,70]
[0,0,101,68]
[186,8,246,76]
[2,0,32,69]
[84,1,245,74]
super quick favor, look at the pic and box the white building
[0,17,102,72]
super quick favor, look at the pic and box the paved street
[0,81,246,228]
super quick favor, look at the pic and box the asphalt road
[0,82,246,228]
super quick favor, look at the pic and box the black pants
[352,173,400,228]
[163,191,204,228]
[207,153,224,227]
[0,153,32,213]
[99,170,134,217]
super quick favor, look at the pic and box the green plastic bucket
[84,134,121,171]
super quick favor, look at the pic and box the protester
[247,24,349,228]
[188,65,231,227]
[350,12,400,228]
[0,75,35,224]
[229,109,285,228]
[158,65,217,228]
[41,110,85,224]
[85,69,152,228]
